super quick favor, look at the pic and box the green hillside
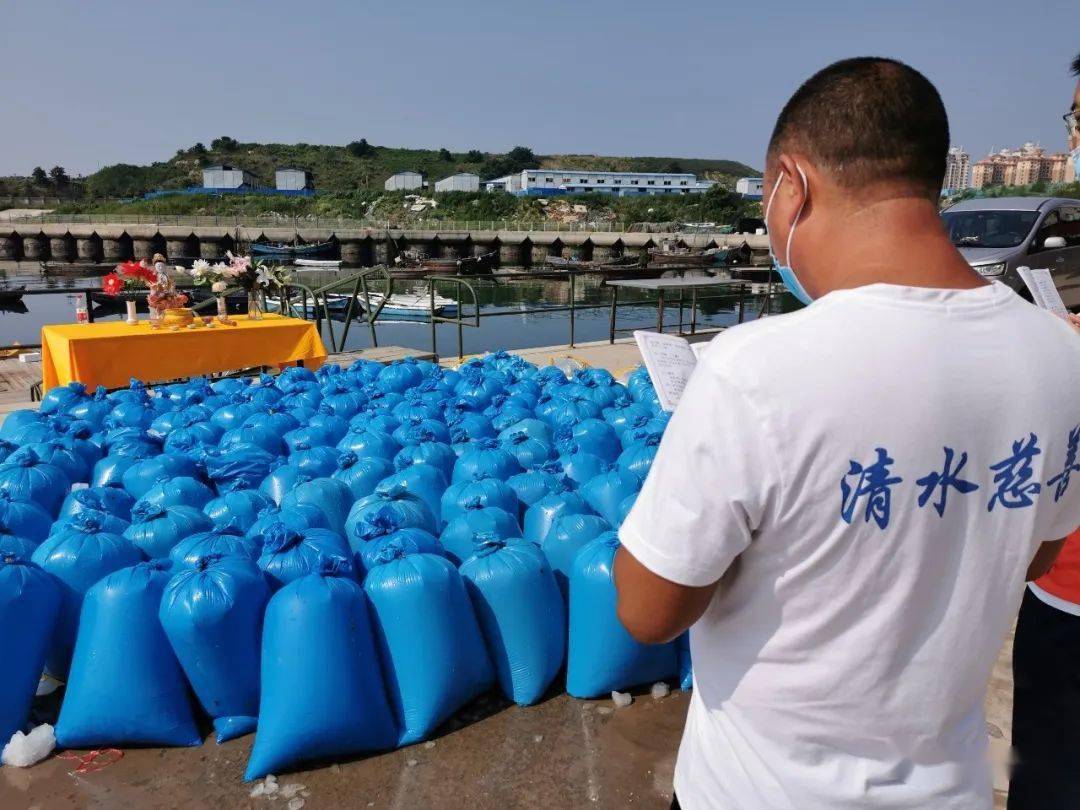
[2,140,759,199]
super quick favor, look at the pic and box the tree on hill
[49,166,70,186]
[664,160,684,173]
[438,148,453,161]
[347,139,374,158]
[190,142,207,155]
[210,136,238,151]
[479,145,539,179]
[466,149,484,162]
[30,167,47,185]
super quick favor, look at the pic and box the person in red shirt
[1007,53,1080,810]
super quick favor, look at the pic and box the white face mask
[764,164,812,305]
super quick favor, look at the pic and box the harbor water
[0,262,794,357]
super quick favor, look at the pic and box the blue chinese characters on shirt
[840,427,1080,528]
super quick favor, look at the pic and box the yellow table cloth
[41,314,327,392]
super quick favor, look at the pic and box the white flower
[190,259,210,278]
[211,281,227,293]
[256,266,274,287]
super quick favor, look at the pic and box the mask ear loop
[783,165,810,269]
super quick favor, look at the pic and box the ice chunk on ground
[533,734,544,743]
[596,706,613,715]
[281,783,306,799]
[423,740,436,750]
[406,758,418,767]
[611,690,632,708]
[287,798,305,810]
[250,774,280,798]
[651,682,670,700]
[2,724,56,767]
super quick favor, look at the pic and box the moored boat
[251,240,335,258]
[293,258,342,269]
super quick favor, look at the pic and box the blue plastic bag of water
[541,513,611,599]
[336,427,401,462]
[219,423,285,456]
[505,462,565,518]
[287,445,341,480]
[124,503,214,559]
[556,419,621,463]
[59,486,135,523]
[566,534,677,698]
[202,444,276,494]
[374,464,448,527]
[355,528,444,575]
[245,504,330,542]
[245,561,397,780]
[393,440,457,483]
[332,452,395,501]
[345,492,438,552]
[523,487,588,544]
[133,476,215,511]
[440,478,519,527]
[169,529,260,570]
[0,555,60,742]
[500,430,554,470]
[0,451,71,515]
[259,459,311,506]
[32,516,143,679]
[12,441,88,486]
[281,477,355,536]
[459,538,565,706]
[56,561,201,747]
[160,554,271,743]
[452,439,521,484]
[121,453,201,499]
[0,492,54,545]
[241,406,299,438]
[677,632,693,690]
[617,432,663,483]
[203,489,275,533]
[440,506,522,565]
[580,467,641,526]
[257,523,354,590]
[364,546,493,745]
[558,451,608,489]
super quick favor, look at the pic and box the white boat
[293,258,342,269]
[364,292,458,319]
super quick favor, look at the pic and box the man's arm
[614,546,718,644]
[1027,538,1066,581]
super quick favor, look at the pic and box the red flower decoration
[117,260,144,279]
[101,272,123,297]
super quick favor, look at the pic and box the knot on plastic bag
[194,553,226,572]
[371,539,409,565]
[643,432,663,448]
[450,426,470,444]
[473,534,507,557]
[92,386,108,401]
[256,506,279,521]
[68,423,93,440]
[128,378,146,392]
[408,425,437,444]
[262,522,303,554]
[336,451,358,470]
[316,555,349,577]
[13,449,40,468]
[132,501,167,522]
[473,437,499,451]
[463,495,486,511]
[508,431,531,446]
[317,402,335,416]
[72,513,102,533]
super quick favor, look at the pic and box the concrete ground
[0,338,1017,808]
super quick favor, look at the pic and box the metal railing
[275,267,393,353]
[0,212,684,234]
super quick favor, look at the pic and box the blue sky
[0,0,1076,177]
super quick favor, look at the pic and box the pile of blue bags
[0,354,684,778]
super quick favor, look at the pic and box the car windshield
[941,209,1039,249]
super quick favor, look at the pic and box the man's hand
[614,546,718,644]
[1068,313,1080,335]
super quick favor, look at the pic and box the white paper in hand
[1017,266,1069,320]
[634,331,698,412]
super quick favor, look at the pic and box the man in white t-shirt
[615,57,1080,809]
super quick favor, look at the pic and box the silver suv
[941,196,1080,309]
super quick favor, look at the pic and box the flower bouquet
[226,253,292,320]
[101,260,165,324]
[187,257,245,321]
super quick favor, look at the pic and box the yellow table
[41,314,327,392]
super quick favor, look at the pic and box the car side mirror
[1043,236,1067,249]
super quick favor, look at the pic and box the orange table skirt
[41,314,327,392]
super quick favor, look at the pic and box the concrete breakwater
[0,223,769,267]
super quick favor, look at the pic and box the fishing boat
[364,291,458,319]
[250,240,335,258]
[393,249,497,274]
[0,286,26,304]
[265,293,354,319]
[293,258,342,270]
[646,239,722,267]
[546,255,642,271]
[39,261,111,276]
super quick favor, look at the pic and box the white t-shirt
[620,281,1080,809]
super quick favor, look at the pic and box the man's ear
[772,154,807,227]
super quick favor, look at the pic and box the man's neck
[808,197,987,294]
